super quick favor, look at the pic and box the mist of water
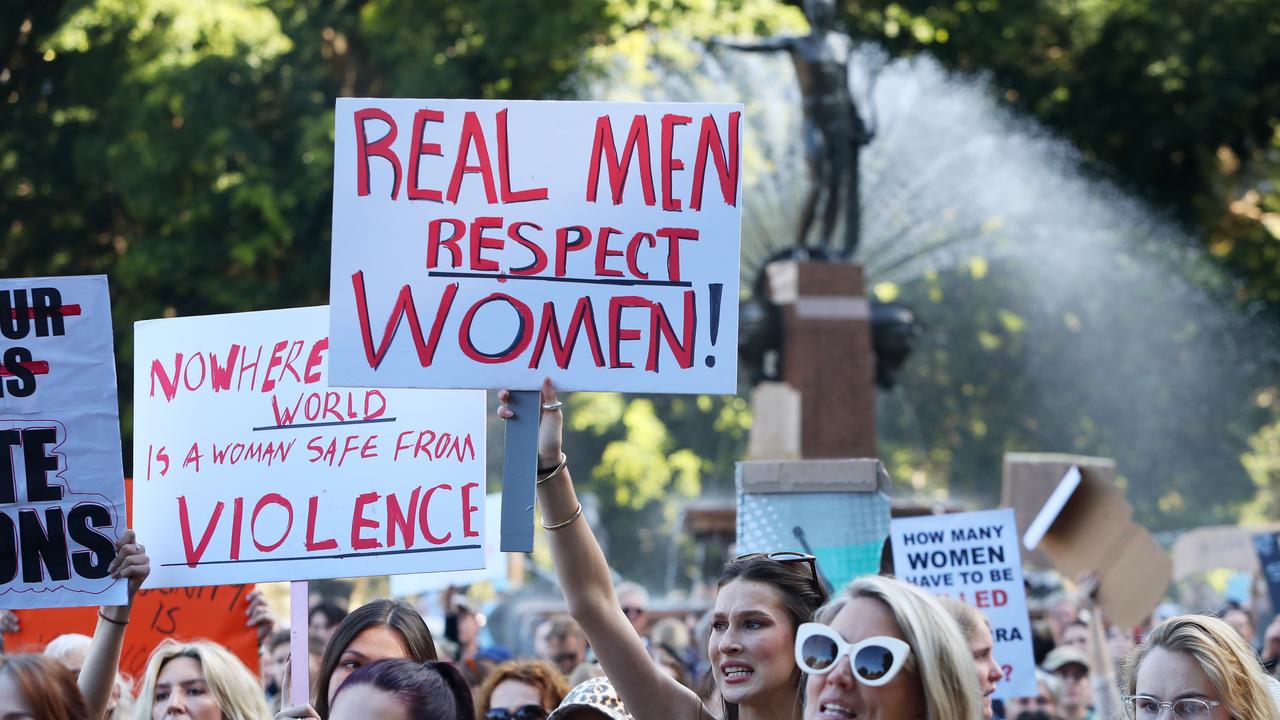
[592,42,1277,527]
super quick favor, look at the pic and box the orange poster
[5,583,259,679]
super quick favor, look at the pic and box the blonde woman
[133,640,270,720]
[797,575,983,720]
[1123,616,1279,720]
[938,597,1005,720]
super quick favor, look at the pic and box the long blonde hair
[132,640,270,720]
[815,576,983,720]
[1123,615,1280,720]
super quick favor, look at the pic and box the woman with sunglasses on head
[1122,615,1278,720]
[795,575,982,720]
[499,380,828,720]
[476,660,571,720]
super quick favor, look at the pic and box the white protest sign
[133,306,485,587]
[891,508,1035,698]
[390,492,508,597]
[0,275,127,608]
[327,98,742,393]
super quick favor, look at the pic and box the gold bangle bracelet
[541,503,583,531]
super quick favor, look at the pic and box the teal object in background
[736,460,892,593]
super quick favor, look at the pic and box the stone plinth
[747,261,876,460]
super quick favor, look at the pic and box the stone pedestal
[747,261,876,460]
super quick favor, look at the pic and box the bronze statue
[711,0,874,259]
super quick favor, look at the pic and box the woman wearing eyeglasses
[476,660,572,720]
[794,575,982,720]
[498,381,829,720]
[1122,615,1277,720]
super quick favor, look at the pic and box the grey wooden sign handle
[500,390,539,552]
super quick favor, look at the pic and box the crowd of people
[4,382,1280,720]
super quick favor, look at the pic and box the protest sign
[0,275,126,609]
[327,98,743,394]
[736,460,891,591]
[133,305,486,587]
[1174,524,1280,580]
[8,583,259,677]
[391,492,509,596]
[1021,463,1170,628]
[891,508,1036,699]
[1001,453,1116,568]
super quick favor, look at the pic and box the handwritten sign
[891,509,1035,698]
[327,98,743,393]
[0,275,126,609]
[390,492,509,596]
[133,306,486,587]
[8,584,259,677]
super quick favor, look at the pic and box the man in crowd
[1006,670,1063,720]
[1221,604,1256,648]
[543,616,589,676]
[617,581,651,638]
[1043,646,1092,720]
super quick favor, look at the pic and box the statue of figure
[711,0,874,259]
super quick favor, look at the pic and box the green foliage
[1,0,618,466]
[555,392,750,587]
[844,0,1280,308]
[1241,393,1280,523]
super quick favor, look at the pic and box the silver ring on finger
[541,401,563,411]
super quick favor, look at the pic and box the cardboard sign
[1019,460,1171,628]
[1000,452,1110,569]
[133,306,486,587]
[892,509,1036,699]
[0,275,127,609]
[736,460,891,591]
[327,98,743,394]
[7,583,259,678]
[1174,524,1280,580]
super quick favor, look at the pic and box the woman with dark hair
[0,654,91,720]
[277,598,438,719]
[498,381,829,720]
[309,601,348,645]
[327,659,474,720]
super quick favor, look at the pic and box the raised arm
[498,380,707,720]
[1077,572,1123,720]
[79,529,149,719]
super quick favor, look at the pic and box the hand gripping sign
[0,275,127,609]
